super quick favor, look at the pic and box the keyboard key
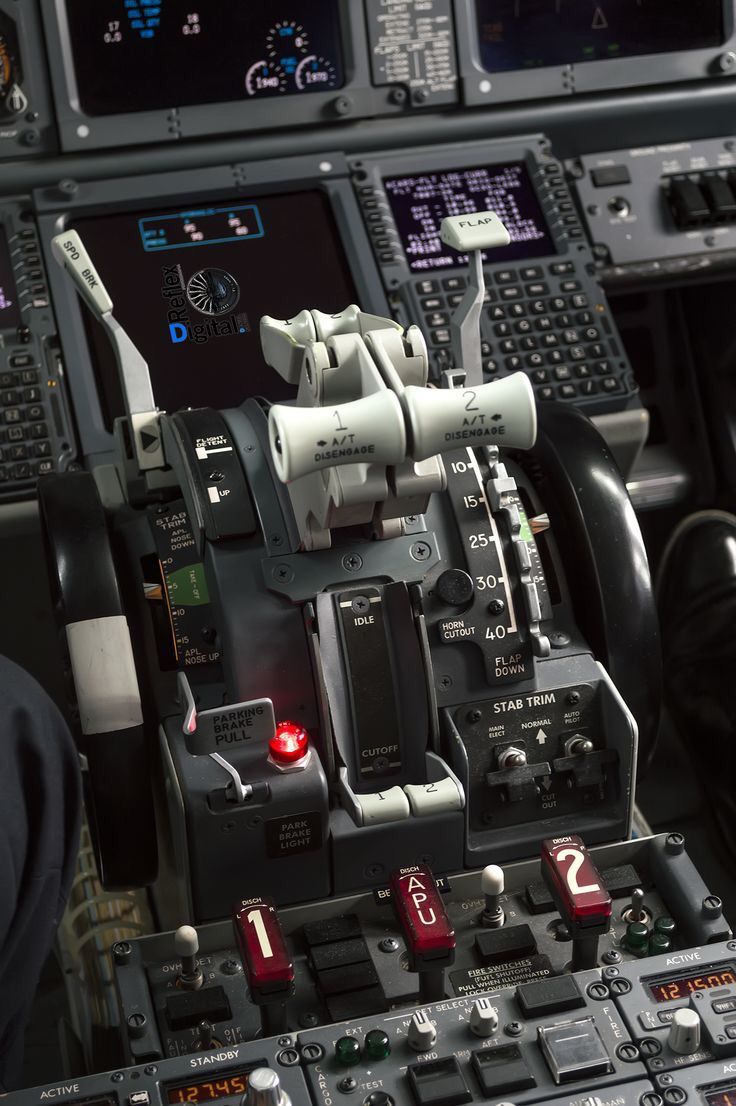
[554,366,572,381]
[426,312,449,328]
[0,374,14,389]
[483,359,499,375]
[563,329,580,344]
[500,286,522,300]
[34,440,51,457]
[432,328,450,345]
[9,354,33,368]
[526,282,549,296]
[418,280,439,295]
[593,360,612,375]
[549,297,567,312]
[495,269,518,284]
[36,459,55,476]
[547,350,564,364]
[520,337,538,351]
[9,444,27,461]
[563,214,579,226]
[509,303,526,318]
[521,266,543,280]
[536,316,553,331]
[23,387,41,403]
[481,340,492,357]
[3,408,21,424]
[576,311,594,325]
[500,339,518,354]
[575,364,592,378]
[20,369,38,385]
[526,352,544,368]
[541,333,559,347]
[532,369,549,384]
[559,383,577,399]
[27,405,45,421]
[514,319,533,334]
[530,300,547,315]
[12,461,31,479]
[6,426,24,442]
[602,377,622,392]
[551,261,574,275]
[421,296,443,311]
[448,292,464,307]
[494,322,512,338]
[572,293,589,308]
[556,313,573,327]
[442,276,466,291]
[583,328,600,342]
[1,390,19,406]
[505,355,523,371]
[580,380,598,396]
[570,346,586,361]
[587,343,606,358]
[538,386,555,400]
[488,305,506,320]
[30,422,49,438]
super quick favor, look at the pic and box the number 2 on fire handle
[556,848,600,896]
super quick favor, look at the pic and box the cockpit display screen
[384,162,555,271]
[70,190,358,422]
[474,0,725,73]
[64,1,344,116]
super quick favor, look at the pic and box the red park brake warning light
[390,864,456,963]
[269,720,309,764]
[541,834,612,927]
[233,896,294,995]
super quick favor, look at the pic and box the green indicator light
[654,915,677,938]
[364,1029,391,1061]
[649,932,672,955]
[519,513,533,543]
[625,921,650,955]
[335,1035,361,1066]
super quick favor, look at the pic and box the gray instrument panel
[2,1,736,158]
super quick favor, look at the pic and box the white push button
[268,389,407,483]
[404,777,463,816]
[357,786,411,825]
[403,373,537,462]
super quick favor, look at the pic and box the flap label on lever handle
[541,835,612,928]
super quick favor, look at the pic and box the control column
[233,897,295,1036]
[390,864,456,1003]
[541,835,612,971]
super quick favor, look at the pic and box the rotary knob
[244,1068,291,1106]
[470,997,499,1038]
[668,1008,701,1055]
[408,1010,438,1052]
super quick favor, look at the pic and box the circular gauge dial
[0,33,13,94]
[245,59,286,96]
[295,54,337,91]
[267,20,309,60]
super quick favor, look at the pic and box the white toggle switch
[174,924,203,990]
[268,390,407,483]
[470,998,499,1038]
[480,864,505,928]
[408,1010,438,1052]
[668,1008,701,1054]
[403,373,537,462]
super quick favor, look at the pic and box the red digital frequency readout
[647,967,736,1003]
[166,1071,250,1103]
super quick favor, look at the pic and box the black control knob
[436,569,474,607]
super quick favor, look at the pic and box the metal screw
[278,1037,293,1048]
[338,1076,359,1093]
[505,1021,523,1036]
[702,895,723,917]
[127,1013,147,1039]
[404,515,418,524]
[342,553,363,572]
[272,564,294,583]
[602,950,622,965]
[666,832,685,853]
[220,958,241,975]
[466,709,482,723]
[438,675,452,690]
[566,691,580,705]
[587,982,609,1000]
[351,596,370,614]
[650,1058,666,1070]
[658,1076,674,1087]
[113,941,132,963]
[603,966,620,978]
[488,599,505,614]
[299,1013,319,1028]
[111,1072,125,1083]
[389,87,408,106]
[610,978,632,996]
[550,630,571,648]
[617,1042,640,1062]
[379,937,400,953]
[144,1066,157,1076]
[277,1048,300,1067]
[333,96,353,116]
[301,1042,324,1062]
[410,541,431,561]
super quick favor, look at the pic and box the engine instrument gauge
[295,54,337,91]
[0,33,12,94]
[267,20,309,64]
[245,59,286,96]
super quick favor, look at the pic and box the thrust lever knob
[268,390,406,483]
[403,372,537,461]
[244,1067,291,1106]
[668,1008,701,1055]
